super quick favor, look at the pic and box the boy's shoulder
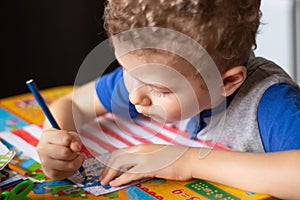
[246,57,299,90]
[247,57,286,74]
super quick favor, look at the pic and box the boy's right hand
[37,128,85,180]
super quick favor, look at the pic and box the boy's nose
[129,86,151,106]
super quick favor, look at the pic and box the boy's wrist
[184,147,204,180]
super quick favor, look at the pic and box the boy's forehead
[118,50,197,77]
[111,28,219,78]
[118,48,222,93]
[121,60,196,91]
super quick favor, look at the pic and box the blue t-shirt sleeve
[95,67,140,118]
[258,83,300,152]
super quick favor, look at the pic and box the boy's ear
[221,66,247,97]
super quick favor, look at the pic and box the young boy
[38,0,300,199]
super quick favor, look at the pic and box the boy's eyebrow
[135,76,171,90]
[148,83,171,90]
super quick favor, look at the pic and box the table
[0,86,275,199]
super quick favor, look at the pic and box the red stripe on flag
[103,117,154,144]
[160,123,231,150]
[100,114,232,151]
[100,125,135,147]
[104,115,184,145]
[81,131,117,152]
[12,129,39,146]
[143,118,190,138]
[134,122,183,146]
[141,120,232,150]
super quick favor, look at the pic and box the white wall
[255,0,296,81]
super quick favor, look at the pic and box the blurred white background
[255,0,300,84]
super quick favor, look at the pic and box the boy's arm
[190,149,300,200]
[43,81,107,131]
[100,145,300,200]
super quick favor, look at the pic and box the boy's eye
[150,87,171,97]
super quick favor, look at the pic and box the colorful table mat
[0,86,274,199]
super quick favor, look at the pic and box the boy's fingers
[100,167,120,186]
[99,150,138,185]
[109,171,145,187]
[42,152,85,172]
[69,131,83,152]
[41,129,82,151]
[100,162,136,186]
[41,129,74,146]
[109,173,134,187]
[38,143,80,161]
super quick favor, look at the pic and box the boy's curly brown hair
[104,0,261,71]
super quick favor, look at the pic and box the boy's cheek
[169,95,200,119]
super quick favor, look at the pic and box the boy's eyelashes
[120,65,172,97]
[149,87,171,97]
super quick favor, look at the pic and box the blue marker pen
[26,79,86,177]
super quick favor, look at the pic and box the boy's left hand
[99,144,195,187]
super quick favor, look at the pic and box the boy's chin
[140,113,181,124]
